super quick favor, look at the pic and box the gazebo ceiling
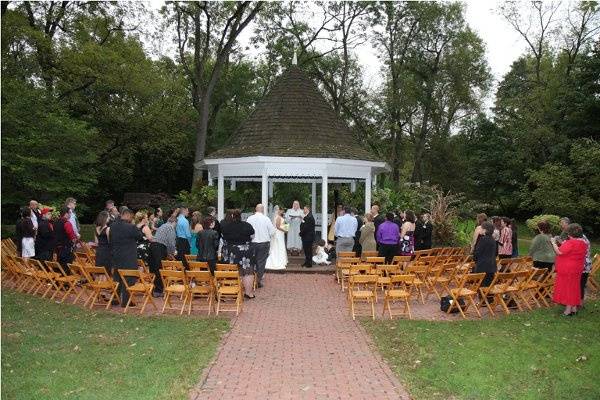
[206,66,379,162]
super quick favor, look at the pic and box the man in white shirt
[247,204,275,287]
[334,206,358,255]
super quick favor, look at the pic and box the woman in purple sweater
[376,212,400,264]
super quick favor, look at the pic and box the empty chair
[160,269,188,314]
[161,260,185,271]
[348,274,378,320]
[383,275,415,320]
[82,266,120,310]
[188,261,210,271]
[214,271,242,315]
[447,272,486,319]
[185,270,214,315]
[117,269,157,314]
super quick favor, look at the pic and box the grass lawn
[363,300,600,400]
[1,289,229,400]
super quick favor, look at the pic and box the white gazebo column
[350,180,356,193]
[261,172,268,208]
[311,182,317,212]
[230,179,236,191]
[207,171,213,186]
[217,172,225,221]
[321,174,328,240]
[364,173,372,215]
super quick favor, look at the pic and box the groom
[299,206,315,268]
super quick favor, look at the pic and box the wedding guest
[551,223,587,316]
[299,206,316,268]
[108,206,120,225]
[105,200,115,213]
[17,208,36,259]
[473,221,497,288]
[54,207,77,271]
[110,208,142,306]
[134,211,153,265]
[334,206,358,256]
[206,206,221,240]
[491,217,501,242]
[312,239,331,265]
[247,204,275,287]
[471,213,488,252]
[148,216,177,296]
[65,197,81,240]
[528,221,555,271]
[353,208,364,256]
[221,209,255,298]
[14,207,26,255]
[398,210,416,256]
[414,213,433,250]
[558,217,570,243]
[189,211,203,256]
[196,216,219,275]
[580,234,592,303]
[152,207,164,230]
[175,207,191,267]
[377,212,400,264]
[94,211,112,273]
[498,217,513,259]
[359,213,377,253]
[34,208,55,261]
[511,219,519,257]
[371,205,385,239]
[29,200,40,232]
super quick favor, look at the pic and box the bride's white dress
[265,216,288,270]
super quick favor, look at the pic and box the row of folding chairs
[1,255,243,316]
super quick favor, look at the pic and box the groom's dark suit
[299,212,316,267]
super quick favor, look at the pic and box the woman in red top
[551,223,588,316]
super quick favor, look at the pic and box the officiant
[284,200,303,255]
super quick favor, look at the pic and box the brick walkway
[190,274,410,400]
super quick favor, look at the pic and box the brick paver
[190,274,410,400]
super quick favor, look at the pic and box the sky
[148,0,531,107]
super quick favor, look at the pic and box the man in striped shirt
[148,217,177,296]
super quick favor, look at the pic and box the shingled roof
[206,66,379,161]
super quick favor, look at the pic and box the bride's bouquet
[281,222,290,232]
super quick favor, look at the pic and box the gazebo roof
[206,66,378,162]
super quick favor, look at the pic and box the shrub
[455,219,476,246]
[176,183,217,212]
[428,189,461,246]
[525,214,561,235]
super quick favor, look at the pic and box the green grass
[1,290,229,400]
[363,301,600,400]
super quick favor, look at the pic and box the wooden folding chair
[348,274,378,320]
[27,259,61,298]
[137,259,150,273]
[392,255,412,270]
[336,257,360,284]
[413,249,433,262]
[74,252,93,266]
[515,267,547,309]
[478,272,520,316]
[404,260,435,304]
[447,272,486,319]
[160,269,188,314]
[535,272,555,307]
[216,263,238,271]
[188,261,210,271]
[383,274,415,320]
[214,271,242,315]
[185,270,214,315]
[361,250,378,259]
[45,261,82,303]
[117,269,156,314]
[365,256,385,265]
[374,264,401,299]
[587,254,600,291]
[14,257,43,293]
[338,251,356,258]
[426,262,459,300]
[184,254,197,263]
[82,266,120,310]
[161,260,185,271]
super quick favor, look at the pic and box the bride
[265,205,288,270]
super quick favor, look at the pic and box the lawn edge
[187,312,240,399]
[353,318,413,399]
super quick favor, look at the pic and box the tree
[162,1,263,183]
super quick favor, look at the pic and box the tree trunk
[192,92,212,183]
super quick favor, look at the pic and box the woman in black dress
[110,209,142,306]
[94,211,112,273]
[196,216,219,275]
[473,221,498,288]
[134,211,153,266]
[221,209,255,298]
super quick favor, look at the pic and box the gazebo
[195,64,388,240]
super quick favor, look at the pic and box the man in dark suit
[299,206,316,268]
[110,208,142,306]
[371,205,385,249]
